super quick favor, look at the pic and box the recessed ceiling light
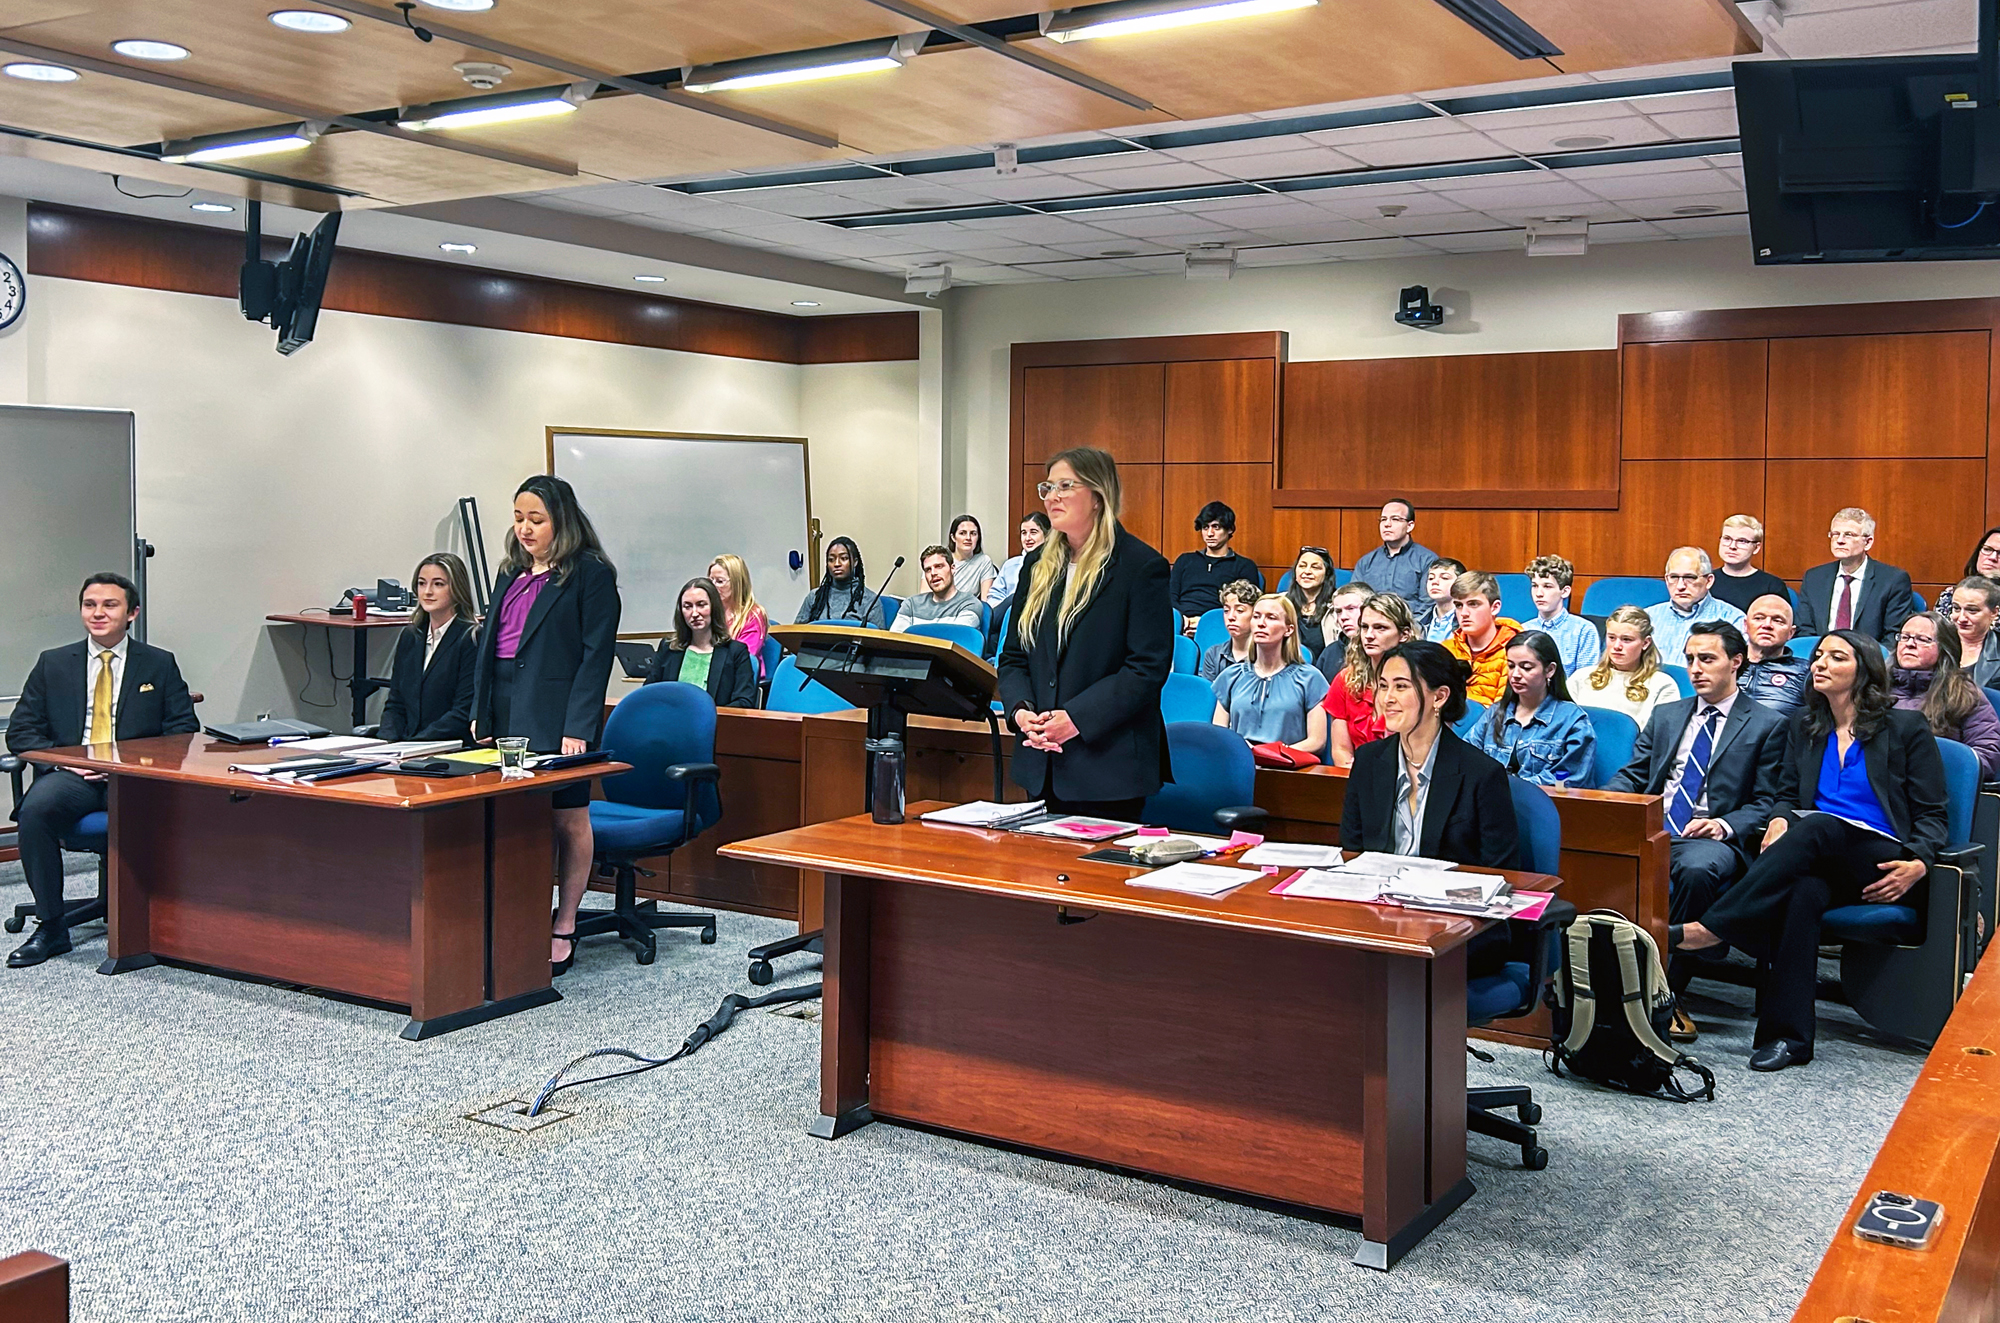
[1672,204,1722,216]
[633,274,667,282]
[268,10,351,33]
[791,300,820,307]
[190,201,236,213]
[111,39,190,61]
[3,62,80,82]
[1551,134,1612,149]
[1047,0,1317,43]
[439,242,478,254]
[418,0,496,9]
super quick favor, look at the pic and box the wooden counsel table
[722,806,1558,1270]
[24,734,625,1039]
[265,613,407,727]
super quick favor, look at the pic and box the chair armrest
[663,762,721,783]
[0,754,20,819]
[0,754,20,775]
[1212,805,1269,834]
[354,724,380,738]
[1938,843,1985,868]
[1522,898,1579,993]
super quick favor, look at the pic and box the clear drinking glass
[497,737,531,780]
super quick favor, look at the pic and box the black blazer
[7,638,199,754]
[643,639,757,710]
[1340,728,1521,870]
[471,555,621,752]
[997,526,1173,803]
[1794,559,1915,643]
[1608,690,1788,859]
[1773,706,1951,868]
[378,618,476,743]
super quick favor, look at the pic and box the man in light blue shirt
[1524,553,1601,676]
[1351,499,1439,614]
[1646,547,1746,664]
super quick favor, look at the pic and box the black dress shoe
[7,926,72,968]
[1749,1041,1813,1072]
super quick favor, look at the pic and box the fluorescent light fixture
[162,125,319,163]
[1046,0,1315,43]
[791,300,821,307]
[398,85,588,131]
[633,274,667,282]
[111,39,190,61]
[190,201,237,213]
[1183,246,1237,280]
[3,62,80,82]
[267,10,351,33]
[439,242,478,254]
[417,0,495,9]
[905,264,952,296]
[1428,0,1561,59]
[684,38,909,94]
[1525,220,1588,257]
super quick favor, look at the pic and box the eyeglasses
[1718,535,1760,548]
[1036,478,1089,500]
[1894,632,1938,646]
[1664,573,1706,585]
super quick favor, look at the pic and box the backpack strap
[1611,923,1690,1070]
[1560,920,1599,1056]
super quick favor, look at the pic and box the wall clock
[0,252,23,330]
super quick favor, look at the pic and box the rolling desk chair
[0,754,106,938]
[578,682,721,965]
[1142,724,1268,836]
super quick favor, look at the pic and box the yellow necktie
[89,651,113,745]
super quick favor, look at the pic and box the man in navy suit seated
[1794,507,1916,644]
[5,573,197,968]
[1607,621,1787,1041]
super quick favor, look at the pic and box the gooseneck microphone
[855,556,905,631]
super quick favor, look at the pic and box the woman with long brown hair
[1891,610,2000,778]
[377,550,478,743]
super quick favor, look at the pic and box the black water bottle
[866,735,905,825]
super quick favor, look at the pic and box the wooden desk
[25,734,626,1039]
[265,613,407,727]
[0,1251,66,1323]
[722,808,1557,1270]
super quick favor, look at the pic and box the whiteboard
[0,405,136,699]
[548,428,816,640]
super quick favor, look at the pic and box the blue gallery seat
[765,656,850,714]
[1160,672,1214,726]
[1580,577,1671,616]
[904,621,985,654]
[1580,707,1640,792]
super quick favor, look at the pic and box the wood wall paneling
[1161,464,1276,565]
[1269,508,1342,572]
[1621,299,2000,344]
[1163,358,1278,464]
[1762,459,1988,584]
[1541,461,1766,580]
[1621,340,1768,460]
[1019,363,1166,466]
[1766,331,1990,460]
[1338,508,1541,580]
[1117,464,1167,552]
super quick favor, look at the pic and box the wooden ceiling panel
[694,44,1170,154]
[0,134,345,210]
[0,71,277,148]
[279,131,574,205]
[1512,0,1759,72]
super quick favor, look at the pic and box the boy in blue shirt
[1525,554,1602,676]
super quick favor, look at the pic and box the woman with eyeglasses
[998,447,1173,820]
[1947,575,2000,687]
[1285,547,1338,656]
[1891,611,2000,778]
[1936,527,2000,613]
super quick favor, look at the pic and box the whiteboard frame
[544,426,821,641]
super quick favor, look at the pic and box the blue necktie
[1666,706,1720,837]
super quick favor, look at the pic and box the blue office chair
[1276,570,1293,592]
[1581,707,1640,792]
[1912,590,1929,613]
[1789,634,1819,662]
[756,634,783,707]
[1452,701,1487,739]
[766,656,850,714]
[1466,777,1573,1170]
[1161,672,1215,725]
[579,683,722,965]
[905,621,985,654]
[0,754,107,939]
[1493,573,1535,624]
[974,600,993,637]
[1172,634,1198,675]
[878,595,900,629]
[1656,664,1692,699]
[1141,724,1269,836]
[1193,608,1229,654]
[1822,736,1984,1045]
[1580,577,1671,615]
[1334,567,1352,587]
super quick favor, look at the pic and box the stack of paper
[1239,843,1346,868]
[1340,852,1458,875]
[1124,862,1261,897]
[1387,871,1509,905]
[276,735,385,753]
[1271,869,1385,902]
[921,800,1047,829]
[1016,815,1136,842]
[373,739,465,760]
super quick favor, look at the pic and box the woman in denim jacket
[1469,630,1597,787]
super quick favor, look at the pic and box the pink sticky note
[1136,826,1170,837]
[1227,831,1265,850]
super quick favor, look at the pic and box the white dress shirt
[1663,687,1740,833]
[424,620,448,669]
[84,635,129,729]
[1827,558,1869,630]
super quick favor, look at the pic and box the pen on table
[269,734,312,745]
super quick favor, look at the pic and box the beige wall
[945,235,2000,544]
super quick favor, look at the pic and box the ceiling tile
[1618,191,1751,218]
[1202,145,1372,181]
[1652,215,1754,238]
[1013,259,1147,280]
[1044,239,1180,257]
[1643,107,1745,139]
[1476,115,1671,156]
[1317,126,1509,168]
[1433,180,1600,210]
[1064,161,1237,190]
[1586,220,1672,244]
[1247,219,1389,243]
[1084,211,1254,237]
[1414,230,1528,253]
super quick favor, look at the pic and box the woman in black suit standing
[998,446,1172,819]
[472,475,622,976]
[644,577,758,709]
[1341,640,1520,870]
[1674,629,1949,1072]
[377,551,477,743]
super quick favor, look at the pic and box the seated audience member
[1710,515,1789,615]
[1443,571,1521,706]
[1170,501,1263,635]
[1676,631,1948,1072]
[378,551,478,743]
[1741,593,1813,720]
[1286,546,1338,655]
[1524,554,1601,674]
[707,553,768,678]
[1577,605,1684,726]
[1936,527,2000,613]
[1946,575,2000,687]
[796,536,887,628]
[1892,611,2000,779]
[1415,557,1465,642]
[5,573,199,967]
[1323,592,1414,767]
[1645,547,1746,664]
[1609,621,1787,1038]
[645,577,757,709]
[1211,594,1330,756]
[947,514,997,602]
[1352,499,1438,613]
[1794,507,1915,643]
[891,545,984,633]
[1198,578,1259,681]
[1312,580,1374,680]
[1468,630,1596,787]
[986,511,1048,608]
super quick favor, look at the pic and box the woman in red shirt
[1323,592,1415,767]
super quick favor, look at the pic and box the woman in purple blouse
[472,475,622,976]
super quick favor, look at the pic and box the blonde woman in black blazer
[471,476,622,976]
[378,552,477,743]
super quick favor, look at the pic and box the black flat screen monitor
[273,211,341,355]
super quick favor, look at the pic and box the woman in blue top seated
[1674,629,1950,1073]
[1468,630,1597,787]
[1211,594,1329,757]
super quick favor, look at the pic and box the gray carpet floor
[1,857,1925,1323]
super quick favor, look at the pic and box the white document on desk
[1124,862,1261,897]
[1277,868,1385,902]
[1341,851,1459,876]
[1239,843,1346,868]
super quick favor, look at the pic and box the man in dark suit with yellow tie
[5,573,197,967]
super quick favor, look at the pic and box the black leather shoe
[8,926,72,968]
[1749,1041,1813,1072]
